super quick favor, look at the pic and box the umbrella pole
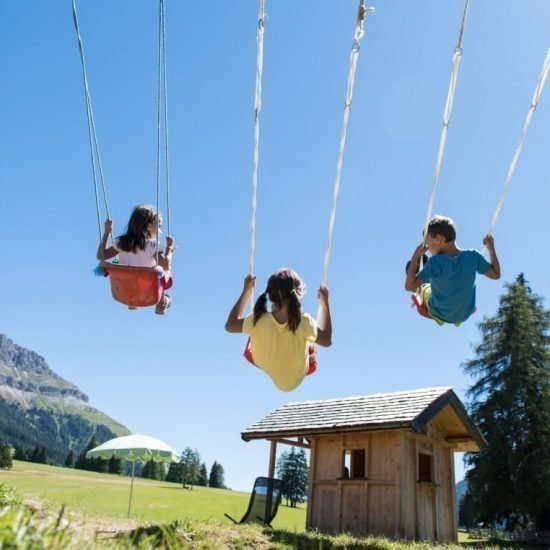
[128,461,135,517]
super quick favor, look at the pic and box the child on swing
[225,268,332,392]
[97,204,175,314]
[405,215,500,325]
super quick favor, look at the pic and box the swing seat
[244,338,317,375]
[100,261,169,308]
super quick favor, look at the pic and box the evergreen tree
[208,461,226,488]
[166,461,183,483]
[75,436,99,471]
[30,446,40,463]
[65,449,75,468]
[463,275,550,530]
[141,461,166,481]
[13,447,26,461]
[276,447,309,507]
[0,438,13,469]
[108,456,122,474]
[180,448,196,487]
[38,446,48,464]
[196,462,208,487]
[187,449,201,487]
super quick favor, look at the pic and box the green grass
[0,461,306,530]
[1,462,520,549]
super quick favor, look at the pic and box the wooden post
[268,440,277,478]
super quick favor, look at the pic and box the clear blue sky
[1,0,548,492]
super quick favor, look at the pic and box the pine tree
[75,436,99,471]
[166,461,183,483]
[180,448,197,487]
[141,461,166,481]
[108,456,122,474]
[196,462,208,487]
[463,274,550,530]
[276,447,309,507]
[0,438,13,469]
[208,461,226,488]
[65,450,75,468]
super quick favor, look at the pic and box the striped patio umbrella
[87,434,179,516]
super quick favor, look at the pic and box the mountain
[0,334,130,463]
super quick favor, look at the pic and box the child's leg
[411,283,443,325]
[155,293,172,315]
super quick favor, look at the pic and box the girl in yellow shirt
[225,268,332,392]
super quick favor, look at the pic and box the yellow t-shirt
[243,312,318,392]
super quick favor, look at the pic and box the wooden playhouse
[241,386,486,543]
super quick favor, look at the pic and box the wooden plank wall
[307,427,457,542]
[400,434,417,539]
[367,432,399,537]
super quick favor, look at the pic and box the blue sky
[1,0,549,492]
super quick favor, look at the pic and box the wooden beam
[268,437,311,449]
[445,436,474,444]
[406,432,455,449]
[268,440,277,478]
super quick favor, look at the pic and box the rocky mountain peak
[0,334,52,375]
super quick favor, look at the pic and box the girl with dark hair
[97,204,176,314]
[225,268,332,392]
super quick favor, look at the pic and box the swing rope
[155,0,170,264]
[487,48,550,237]
[320,0,373,289]
[72,0,112,249]
[422,0,470,244]
[248,0,266,310]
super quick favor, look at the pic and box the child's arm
[482,235,501,280]
[405,243,427,291]
[158,235,175,271]
[225,275,256,333]
[96,219,119,261]
[315,286,332,347]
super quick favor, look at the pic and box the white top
[114,238,157,267]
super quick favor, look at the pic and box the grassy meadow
[0,460,306,529]
[0,461,510,548]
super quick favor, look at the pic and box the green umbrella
[86,434,179,516]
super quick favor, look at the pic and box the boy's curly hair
[427,215,456,243]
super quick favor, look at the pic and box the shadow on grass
[266,527,393,550]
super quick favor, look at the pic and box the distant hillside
[0,334,130,463]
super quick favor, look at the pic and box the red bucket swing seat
[100,261,171,308]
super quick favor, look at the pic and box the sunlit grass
[0,461,306,529]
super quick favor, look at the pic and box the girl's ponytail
[253,292,268,325]
[287,289,302,333]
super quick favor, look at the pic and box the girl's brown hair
[253,268,305,333]
[117,205,158,253]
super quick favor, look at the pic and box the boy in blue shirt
[405,216,500,325]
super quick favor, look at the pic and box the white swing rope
[318,0,373,323]
[422,0,470,245]
[72,0,112,249]
[486,48,550,241]
[248,0,265,310]
[155,0,170,264]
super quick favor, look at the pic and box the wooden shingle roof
[242,387,486,451]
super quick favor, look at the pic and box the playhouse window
[418,453,433,483]
[342,449,366,479]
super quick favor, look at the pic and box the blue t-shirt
[418,249,491,324]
